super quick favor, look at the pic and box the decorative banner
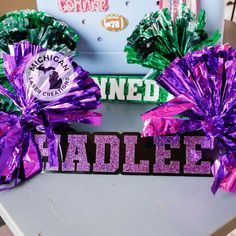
[101,13,128,32]
[58,0,109,13]
[92,75,173,103]
[35,132,217,176]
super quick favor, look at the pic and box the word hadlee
[35,133,216,176]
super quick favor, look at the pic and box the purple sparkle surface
[123,135,149,173]
[93,135,120,173]
[153,136,180,174]
[62,135,90,172]
[184,136,212,175]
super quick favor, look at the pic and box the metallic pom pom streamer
[142,44,236,194]
[0,42,101,189]
[124,4,220,82]
[0,10,80,112]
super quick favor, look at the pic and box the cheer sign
[35,132,215,176]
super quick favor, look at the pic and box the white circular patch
[24,51,76,102]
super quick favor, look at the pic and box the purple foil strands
[0,42,102,189]
[142,44,236,194]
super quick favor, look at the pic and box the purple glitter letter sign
[34,132,216,177]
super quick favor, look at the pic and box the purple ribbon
[0,42,102,189]
[142,44,236,194]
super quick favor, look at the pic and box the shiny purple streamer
[142,44,236,194]
[0,42,102,189]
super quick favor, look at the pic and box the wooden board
[224,20,236,48]
[0,0,37,16]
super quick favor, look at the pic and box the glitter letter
[93,135,120,173]
[153,136,180,174]
[62,135,90,172]
[35,134,61,171]
[123,135,149,173]
[184,136,212,174]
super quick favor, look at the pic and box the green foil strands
[0,56,19,112]
[124,5,221,80]
[92,75,171,104]
[0,71,19,113]
[0,10,80,112]
[0,10,79,56]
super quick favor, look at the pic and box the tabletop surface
[0,103,236,236]
[0,174,236,236]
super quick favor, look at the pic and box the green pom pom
[0,74,19,113]
[0,94,19,113]
[0,10,79,56]
[0,10,80,113]
[124,4,221,79]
